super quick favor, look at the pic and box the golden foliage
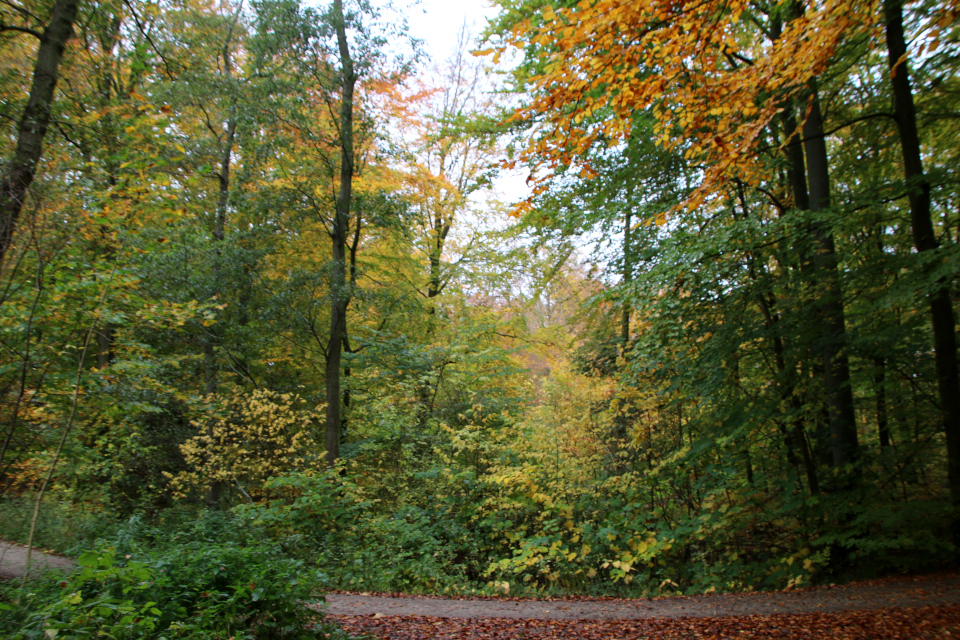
[496,0,877,214]
[165,389,324,502]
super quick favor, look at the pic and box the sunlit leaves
[492,0,877,214]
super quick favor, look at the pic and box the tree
[0,0,80,267]
[250,0,414,467]
[487,0,872,476]
[882,0,960,513]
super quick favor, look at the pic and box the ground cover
[6,536,960,639]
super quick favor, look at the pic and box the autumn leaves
[495,0,872,214]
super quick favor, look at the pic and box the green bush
[0,543,336,639]
[238,472,481,594]
[0,498,120,555]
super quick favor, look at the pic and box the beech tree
[250,0,414,467]
[0,0,80,267]
[882,0,960,512]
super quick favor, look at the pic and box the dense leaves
[1,0,959,637]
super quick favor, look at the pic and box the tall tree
[801,87,860,471]
[882,0,960,509]
[324,0,357,467]
[250,0,413,467]
[0,0,80,267]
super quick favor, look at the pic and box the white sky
[401,0,498,64]
[395,0,533,207]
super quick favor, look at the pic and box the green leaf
[77,552,99,567]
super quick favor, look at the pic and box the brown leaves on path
[333,605,960,639]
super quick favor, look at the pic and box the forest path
[6,540,960,637]
[324,573,960,619]
[0,540,76,580]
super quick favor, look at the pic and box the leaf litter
[333,605,960,639]
[327,572,960,639]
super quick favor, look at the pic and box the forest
[0,0,958,637]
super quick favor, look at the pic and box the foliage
[237,471,482,593]
[0,498,119,555]
[1,0,959,616]
[166,389,324,503]
[0,538,333,639]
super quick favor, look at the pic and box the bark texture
[883,0,960,507]
[801,91,860,470]
[0,0,80,267]
[325,0,357,468]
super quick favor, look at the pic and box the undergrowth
[0,510,353,639]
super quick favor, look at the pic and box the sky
[401,0,498,64]
[393,0,533,207]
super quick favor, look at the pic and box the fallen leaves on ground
[333,604,960,639]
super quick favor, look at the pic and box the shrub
[0,543,332,639]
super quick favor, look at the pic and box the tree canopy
[0,0,958,614]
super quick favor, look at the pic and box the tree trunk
[621,208,632,344]
[883,0,960,509]
[427,206,450,302]
[801,89,860,471]
[325,0,357,469]
[736,176,819,494]
[0,0,80,268]
[204,20,240,508]
[416,206,448,430]
[782,107,838,466]
[875,356,890,449]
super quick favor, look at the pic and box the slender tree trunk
[729,349,755,484]
[621,208,632,344]
[875,356,891,448]
[92,13,123,369]
[802,89,860,471]
[325,0,357,468]
[203,109,235,396]
[427,207,450,302]
[204,22,239,508]
[782,110,810,212]
[416,207,449,430]
[0,0,80,268]
[736,177,819,494]
[781,107,839,470]
[607,207,634,470]
[341,203,363,440]
[883,0,960,509]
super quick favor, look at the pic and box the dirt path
[0,540,75,580]
[4,538,959,626]
[325,573,960,620]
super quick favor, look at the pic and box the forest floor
[5,541,960,638]
[0,540,75,580]
[325,574,960,639]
